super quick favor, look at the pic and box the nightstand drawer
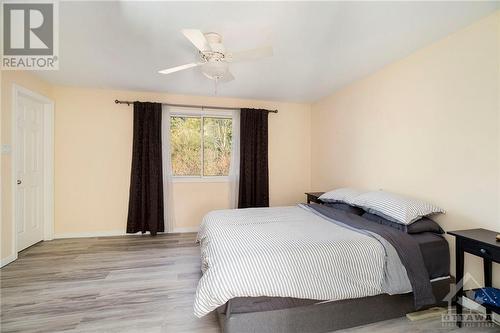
[461,239,500,263]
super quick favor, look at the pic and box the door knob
[16,180,22,185]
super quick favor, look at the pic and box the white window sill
[171,176,231,183]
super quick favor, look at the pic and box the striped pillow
[351,190,444,225]
[318,188,366,205]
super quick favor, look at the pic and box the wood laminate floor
[1,233,498,333]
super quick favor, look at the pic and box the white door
[16,94,44,251]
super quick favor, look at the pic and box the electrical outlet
[1,144,12,154]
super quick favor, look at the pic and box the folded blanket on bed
[194,205,422,317]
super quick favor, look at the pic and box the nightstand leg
[483,258,492,321]
[455,239,464,328]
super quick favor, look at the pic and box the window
[170,109,233,178]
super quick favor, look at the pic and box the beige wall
[1,71,54,262]
[311,12,500,285]
[1,75,310,260]
[52,86,311,235]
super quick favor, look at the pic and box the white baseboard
[0,254,17,268]
[54,228,198,239]
[172,226,199,233]
[54,230,127,239]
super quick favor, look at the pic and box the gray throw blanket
[306,204,435,309]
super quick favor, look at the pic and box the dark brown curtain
[127,102,164,235]
[238,108,269,208]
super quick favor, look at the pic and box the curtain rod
[114,100,278,113]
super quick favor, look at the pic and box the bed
[194,203,450,333]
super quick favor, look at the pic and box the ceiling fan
[158,29,273,83]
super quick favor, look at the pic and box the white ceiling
[36,1,499,102]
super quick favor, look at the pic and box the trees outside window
[170,116,232,177]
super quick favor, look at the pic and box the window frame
[169,107,235,182]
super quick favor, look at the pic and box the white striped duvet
[194,206,396,317]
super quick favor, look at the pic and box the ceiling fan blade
[182,29,211,52]
[220,71,235,83]
[226,46,273,62]
[158,63,201,75]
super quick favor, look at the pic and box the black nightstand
[305,192,325,204]
[448,228,500,327]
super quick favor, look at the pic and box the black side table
[448,228,500,327]
[305,192,325,204]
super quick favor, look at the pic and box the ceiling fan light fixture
[201,61,228,80]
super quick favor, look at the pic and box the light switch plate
[1,144,12,154]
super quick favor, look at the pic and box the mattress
[196,205,449,317]
[219,232,450,316]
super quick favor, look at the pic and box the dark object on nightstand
[447,228,500,327]
[305,192,325,204]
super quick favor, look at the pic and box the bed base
[217,277,452,333]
